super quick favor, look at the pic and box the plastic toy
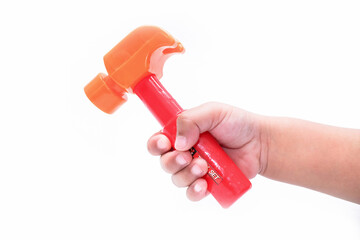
[84,26,251,208]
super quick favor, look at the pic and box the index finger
[147,132,172,156]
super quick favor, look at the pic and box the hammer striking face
[84,26,251,208]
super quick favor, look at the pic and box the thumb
[174,102,231,151]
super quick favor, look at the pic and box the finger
[174,102,232,151]
[171,158,208,187]
[160,151,192,174]
[186,178,209,202]
[147,133,172,156]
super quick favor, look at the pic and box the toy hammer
[84,26,251,208]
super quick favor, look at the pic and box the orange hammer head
[84,26,184,114]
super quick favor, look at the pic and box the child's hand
[147,102,268,202]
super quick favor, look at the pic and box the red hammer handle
[134,75,251,208]
[193,133,251,208]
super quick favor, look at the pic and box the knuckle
[193,158,208,174]
[160,152,187,174]
[146,138,155,152]
[175,152,191,167]
[186,188,203,202]
[160,154,173,173]
[147,133,171,156]
[171,174,184,188]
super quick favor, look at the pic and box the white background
[0,0,359,239]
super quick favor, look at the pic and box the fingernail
[176,155,187,166]
[157,137,168,150]
[174,136,187,150]
[194,183,202,193]
[191,164,203,176]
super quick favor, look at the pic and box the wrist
[257,115,273,176]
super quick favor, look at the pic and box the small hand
[147,102,268,202]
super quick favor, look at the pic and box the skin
[147,102,360,204]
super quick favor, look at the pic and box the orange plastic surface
[104,26,184,92]
[84,73,128,114]
[84,26,184,114]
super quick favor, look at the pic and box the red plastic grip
[162,119,251,208]
[134,75,251,208]
[194,133,251,207]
